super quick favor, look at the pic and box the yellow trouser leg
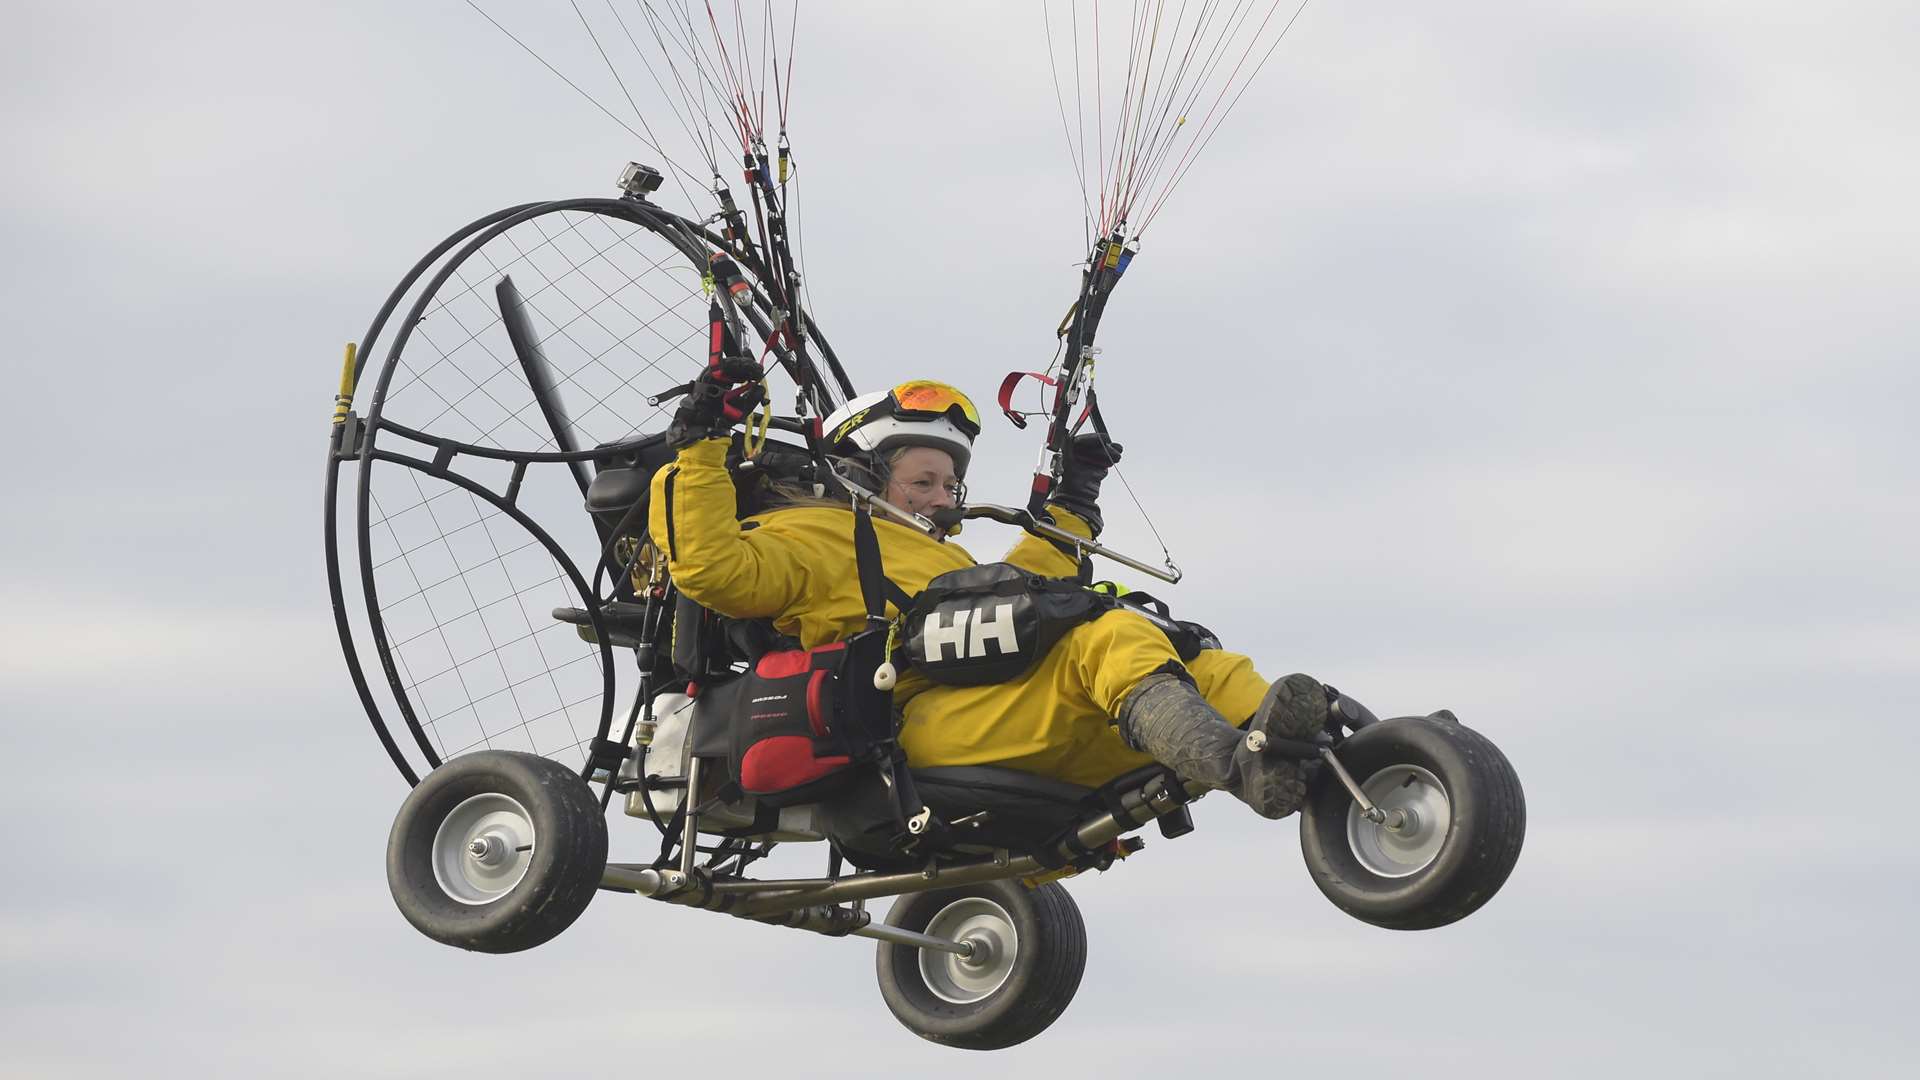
[898,611,1272,788]
[1187,648,1270,727]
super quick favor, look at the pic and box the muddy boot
[1115,673,1307,820]
[1250,672,1330,742]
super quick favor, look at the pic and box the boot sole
[1254,673,1328,741]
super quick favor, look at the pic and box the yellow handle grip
[333,342,357,424]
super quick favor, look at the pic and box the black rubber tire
[1300,714,1524,930]
[876,879,1087,1050]
[387,750,608,953]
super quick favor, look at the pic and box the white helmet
[821,380,980,479]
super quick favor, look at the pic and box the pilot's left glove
[1048,432,1123,537]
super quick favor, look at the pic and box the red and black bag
[732,641,855,805]
[689,625,894,808]
[683,509,901,809]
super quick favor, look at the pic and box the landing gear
[1302,713,1525,930]
[386,751,608,953]
[875,879,1088,1050]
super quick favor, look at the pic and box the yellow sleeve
[1003,507,1094,578]
[648,438,808,620]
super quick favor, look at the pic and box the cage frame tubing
[326,202,541,786]
[355,198,843,447]
[354,198,735,435]
[370,418,662,465]
[357,447,618,782]
[337,195,843,786]
[352,198,694,783]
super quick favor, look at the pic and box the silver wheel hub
[432,792,536,905]
[918,898,1018,1004]
[1346,764,1450,878]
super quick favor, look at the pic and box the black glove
[666,327,765,449]
[1048,432,1123,536]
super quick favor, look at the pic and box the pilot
[652,377,1327,817]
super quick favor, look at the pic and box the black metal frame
[325,195,846,787]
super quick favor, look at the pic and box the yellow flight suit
[650,437,1269,788]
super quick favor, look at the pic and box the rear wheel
[876,879,1087,1050]
[1300,713,1524,930]
[387,750,608,953]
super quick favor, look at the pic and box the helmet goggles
[884,380,982,439]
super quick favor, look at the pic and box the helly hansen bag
[902,563,1116,687]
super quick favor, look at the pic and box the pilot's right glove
[667,313,765,449]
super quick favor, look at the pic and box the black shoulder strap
[852,509,914,623]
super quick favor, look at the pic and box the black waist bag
[694,630,891,807]
[902,563,1116,686]
[1105,589,1223,662]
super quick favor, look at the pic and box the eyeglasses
[899,476,967,503]
[888,380,982,437]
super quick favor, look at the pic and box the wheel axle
[1319,746,1387,822]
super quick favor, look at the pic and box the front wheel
[1300,713,1524,930]
[387,750,608,953]
[876,879,1087,1050]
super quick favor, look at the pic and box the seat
[911,765,1093,844]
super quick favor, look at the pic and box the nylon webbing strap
[851,509,913,623]
[853,509,886,624]
[849,513,931,843]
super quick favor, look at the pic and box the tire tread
[1300,716,1525,930]
[387,751,609,954]
[876,880,1088,1050]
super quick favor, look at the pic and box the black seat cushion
[818,763,1174,871]
[911,766,1091,807]
[911,766,1094,854]
[817,766,1088,870]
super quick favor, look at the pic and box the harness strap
[851,508,913,622]
[847,510,933,843]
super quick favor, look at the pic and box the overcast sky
[4,1,1917,1076]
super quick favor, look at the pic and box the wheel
[875,879,1087,1050]
[1300,712,1525,930]
[387,750,608,953]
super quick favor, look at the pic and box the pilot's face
[885,446,962,518]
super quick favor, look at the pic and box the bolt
[959,936,992,966]
[468,839,488,857]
